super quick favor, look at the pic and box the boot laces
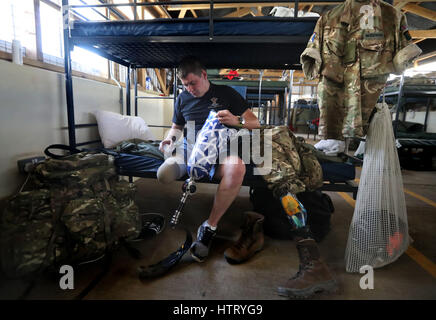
[234,223,254,250]
[290,247,314,280]
[290,261,315,280]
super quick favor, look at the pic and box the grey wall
[0,59,173,198]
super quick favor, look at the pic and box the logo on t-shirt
[210,97,222,110]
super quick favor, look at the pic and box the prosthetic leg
[277,192,337,299]
[137,178,196,278]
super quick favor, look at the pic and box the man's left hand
[216,110,239,127]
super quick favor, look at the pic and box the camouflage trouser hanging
[253,125,323,230]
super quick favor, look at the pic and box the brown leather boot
[277,238,337,298]
[224,211,265,264]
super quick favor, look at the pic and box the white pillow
[93,110,155,148]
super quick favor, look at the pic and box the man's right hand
[159,139,173,153]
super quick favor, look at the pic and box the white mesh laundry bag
[345,101,409,273]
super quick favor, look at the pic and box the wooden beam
[147,0,171,18]
[409,29,436,39]
[402,4,436,21]
[155,68,169,96]
[190,9,198,18]
[0,51,134,88]
[251,7,263,17]
[178,9,187,18]
[224,7,252,18]
[128,0,137,19]
[413,38,426,44]
[167,2,342,11]
[415,51,436,63]
[220,69,304,78]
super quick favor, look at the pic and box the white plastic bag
[345,102,409,273]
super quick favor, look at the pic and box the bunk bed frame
[380,73,436,169]
[62,0,357,197]
[211,79,290,125]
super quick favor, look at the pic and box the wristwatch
[237,116,244,127]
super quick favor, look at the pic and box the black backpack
[249,187,334,242]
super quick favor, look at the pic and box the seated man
[158,56,336,299]
[158,56,261,264]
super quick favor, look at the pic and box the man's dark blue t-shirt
[172,82,248,136]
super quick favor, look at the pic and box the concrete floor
[1,167,435,300]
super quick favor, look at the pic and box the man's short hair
[177,56,206,79]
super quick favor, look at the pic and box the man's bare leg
[190,155,245,262]
[207,155,246,227]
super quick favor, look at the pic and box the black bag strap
[44,144,82,159]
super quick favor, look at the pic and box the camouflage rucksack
[0,151,141,278]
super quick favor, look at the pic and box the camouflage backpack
[0,151,141,278]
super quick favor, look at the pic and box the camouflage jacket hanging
[300,0,422,139]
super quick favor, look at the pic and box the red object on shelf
[226,70,239,80]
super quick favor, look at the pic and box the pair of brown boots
[224,211,337,299]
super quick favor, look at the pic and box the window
[71,46,109,78]
[0,0,36,56]
[0,0,155,84]
[69,0,108,21]
[113,0,134,20]
[40,1,63,58]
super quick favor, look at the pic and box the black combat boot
[224,211,265,264]
[277,238,337,298]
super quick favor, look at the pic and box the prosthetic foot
[277,238,337,299]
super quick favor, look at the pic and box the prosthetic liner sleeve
[187,110,237,180]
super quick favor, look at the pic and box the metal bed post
[258,70,264,124]
[284,87,288,125]
[126,65,131,116]
[173,68,178,106]
[272,100,276,125]
[62,0,76,148]
[288,70,294,127]
[423,98,431,132]
[279,92,286,126]
[294,0,300,18]
[209,0,214,40]
[134,68,138,116]
[393,73,405,138]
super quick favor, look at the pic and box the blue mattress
[114,153,356,186]
[71,18,316,38]
[247,93,276,100]
[68,18,317,69]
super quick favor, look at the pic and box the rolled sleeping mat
[187,110,237,180]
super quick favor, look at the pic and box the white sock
[203,220,217,231]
